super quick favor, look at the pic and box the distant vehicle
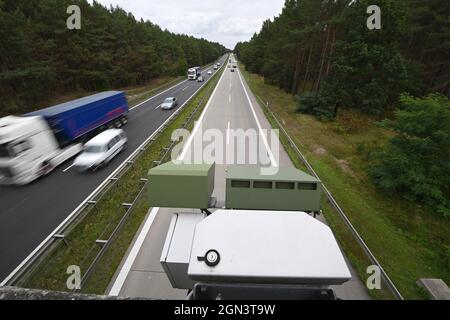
[231,68,235,72]
[161,97,178,110]
[0,91,129,185]
[188,67,201,80]
[207,70,213,75]
[197,76,204,82]
[233,65,237,69]
[214,65,218,70]
[73,129,127,172]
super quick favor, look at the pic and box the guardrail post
[95,240,108,247]
[53,234,69,247]
[2,66,226,288]
[256,91,404,300]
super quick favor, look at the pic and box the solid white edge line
[0,56,228,287]
[130,62,216,112]
[62,80,187,173]
[179,66,228,160]
[227,121,231,145]
[129,79,188,111]
[107,207,159,296]
[62,163,75,173]
[0,107,175,287]
[107,57,229,296]
[236,68,278,167]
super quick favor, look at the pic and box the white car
[207,70,213,75]
[73,129,127,172]
[161,97,178,110]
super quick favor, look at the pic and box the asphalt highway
[0,56,228,281]
[108,58,370,300]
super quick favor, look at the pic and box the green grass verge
[251,76,392,300]
[239,64,450,300]
[21,65,225,294]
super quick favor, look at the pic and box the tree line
[235,0,449,116]
[235,0,449,217]
[0,0,226,116]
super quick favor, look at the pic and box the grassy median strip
[22,66,225,294]
[239,64,450,300]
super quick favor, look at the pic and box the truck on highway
[187,67,201,80]
[0,91,129,185]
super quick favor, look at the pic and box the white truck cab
[188,67,201,80]
[0,116,81,185]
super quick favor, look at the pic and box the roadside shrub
[296,92,333,120]
[370,94,450,217]
[356,143,373,161]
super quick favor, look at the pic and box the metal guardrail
[80,180,149,287]
[1,60,227,287]
[78,78,218,287]
[255,96,404,300]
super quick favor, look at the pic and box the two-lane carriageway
[0,56,228,282]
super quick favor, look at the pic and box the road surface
[0,56,228,282]
[108,60,371,300]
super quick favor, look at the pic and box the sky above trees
[89,0,284,49]
[0,0,227,115]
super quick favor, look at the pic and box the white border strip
[0,109,174,286]
[129,79,188,111]
[0,58,226,287]
[129,61,217,112]
[179,66,228,160]
[107,207,160,296]
[108,58,229,296]
[237,69,278,167]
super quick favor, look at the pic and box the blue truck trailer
[0,91,129,184]
[27,91,129,146]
